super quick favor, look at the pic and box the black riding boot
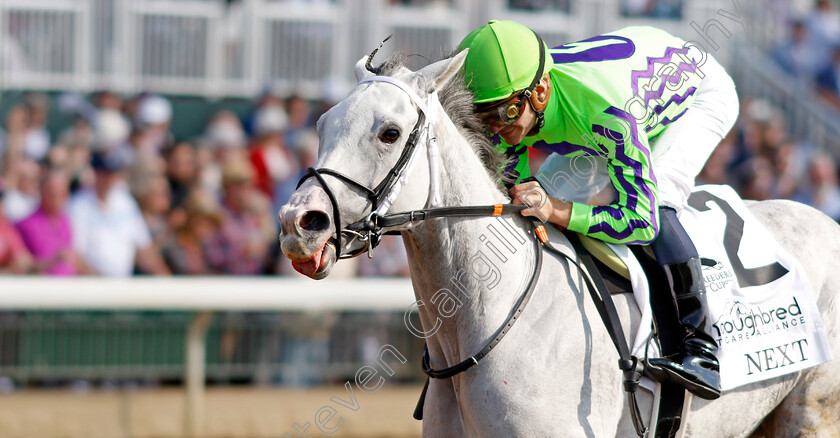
[648,257,721,400]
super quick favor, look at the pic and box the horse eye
[380,128,400,144]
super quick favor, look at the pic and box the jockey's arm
[509,183,618,227]
[511,176,659,245]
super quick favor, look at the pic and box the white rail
[0,276,414,310]
[0,276,415,436]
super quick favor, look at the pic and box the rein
[421,230,544,379]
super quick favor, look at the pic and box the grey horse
[278,51,840,437]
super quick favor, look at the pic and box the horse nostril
[298,211,330,232]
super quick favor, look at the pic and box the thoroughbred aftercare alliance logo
[704,259,808,344]
[711,296,807,346]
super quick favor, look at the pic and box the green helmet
[458,20,554,104]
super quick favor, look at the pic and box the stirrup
[645,356,721,400]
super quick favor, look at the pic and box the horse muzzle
[278,187,338,279]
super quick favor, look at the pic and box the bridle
[297,76,429,259]
[297,74,530,259]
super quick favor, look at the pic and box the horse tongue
[291,245,324,277]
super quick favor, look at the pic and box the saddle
[572,232,694,438]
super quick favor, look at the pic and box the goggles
[475,90,532,126]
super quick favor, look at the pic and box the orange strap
[492,204,503,217]
[535,225,548,243]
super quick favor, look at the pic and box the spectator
[164,189,221,275]
[131,94,173,157]
[242,89,284,138]
[1,105,29,177]
[3,158,42,222]
[52,114,93,179]
[766,140,807,199]
[16,170,85,275]
[68,149,170,276]
[132,171,172,251]
[93,109,132,151]
[696,134,736,186]
[275,128,318,215]
[816,45,840,109]
[56,91,98,127]
[205,159,270,275]
[22,93,51,161]
[249,103,297,201]
[284,95,315,149]
[0,180,32,274]
[737,156,776,201]
[621,0,681,18]
[773,21,820,78]
[199,111,248,193]
[806,0,840,70]
[795,151,840,221]
[92,90,123,112]
[164,142,198,211]
[508,0,570,11]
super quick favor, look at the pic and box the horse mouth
[290,240,336,279]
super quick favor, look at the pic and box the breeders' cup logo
[703,260,735,293]
[711,298,805,346]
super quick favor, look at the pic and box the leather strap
[354,204,529,231]
[421,226,543,379]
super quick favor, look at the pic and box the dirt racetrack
[0,385,424,438]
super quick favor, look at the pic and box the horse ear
[416,49,468,94]
[355,56,375,82]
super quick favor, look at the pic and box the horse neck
[402,111,540,364]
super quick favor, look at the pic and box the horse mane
[367,54,511,186]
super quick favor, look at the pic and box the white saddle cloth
[603,185,833,390]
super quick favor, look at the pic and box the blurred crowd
[0,91,409,277]
[695,97,840,221]
[772,0,840,111]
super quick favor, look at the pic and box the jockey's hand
[509,181,572,228]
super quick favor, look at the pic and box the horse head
[278,50,469,279]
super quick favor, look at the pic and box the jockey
[457,20,739,400]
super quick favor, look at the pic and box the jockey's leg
[647,206,721,400]
[643,53,738,400]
